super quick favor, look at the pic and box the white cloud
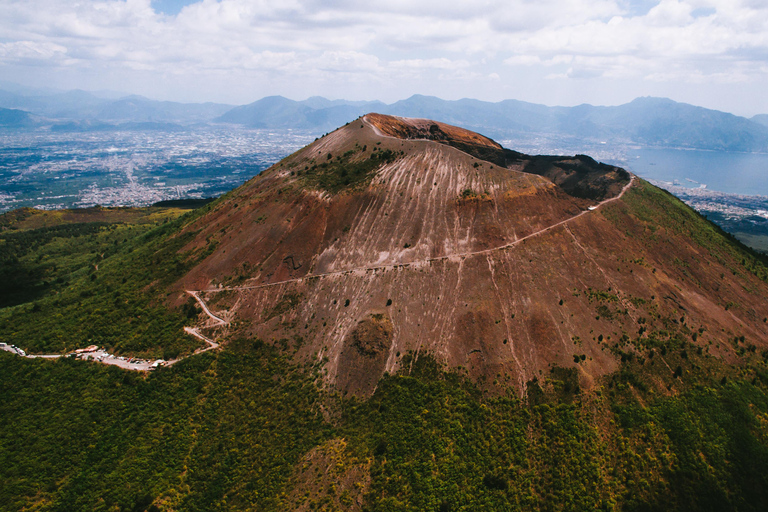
[490,0,621,32]
[315,51,381,73]
[0,0,767,111]
[390,58,470,70]
[645,0,694,26]
[0,41,67,62]
[503,55,541,66]
[500,0,768,84]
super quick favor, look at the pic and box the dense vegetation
[0,221,111,307]
[0,339,328,512]
[297,145,400,193]
[0,205,215,358]
[2,182,768,510]
[3,344,768,511]
[340,356,768,512]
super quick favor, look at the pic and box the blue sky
[152,0,195,16]
[1,0,767,116]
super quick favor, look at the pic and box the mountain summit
[4,114,768,511]
[173,114,766,395]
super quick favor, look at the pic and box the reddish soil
[172,115,768,396]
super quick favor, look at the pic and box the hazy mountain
[384,95,768,151]
[94,95,232,123]
[215,94,768,152]
[588,97,768,151]
[752,114,768,127]
[216,95,314,128]
[0,83,232,125]
[2,78,768,151]
[299,96,385,110]
[0,107,36,128]
[216,95,385,130]
[0,88,110,119]
[0,90,35,110]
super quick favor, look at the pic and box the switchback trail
[187,290,228,325]
[1,293,228,371]
[2,156,632,372]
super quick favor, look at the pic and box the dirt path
[1,291,227,371]
[182,327,220,350]
[1,343,60,359]
[1,342,161,371]
[196,175,635,295]
[187,290,228,325]
[2,132,632,372]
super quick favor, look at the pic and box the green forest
[2,193,768,511]
[0,205,216,359]
[3,340,768,511]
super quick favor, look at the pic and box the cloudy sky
[1,0,767,115]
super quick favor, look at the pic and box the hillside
[165,114,766,398]
[752,113,768,127]
[0,107,36,128]
[2,115,768,511]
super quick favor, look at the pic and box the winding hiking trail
[0,290,228,372]
[194,174,635,295]
[2,144,633,372]
[171,291,226,364]
[187,290,228,325]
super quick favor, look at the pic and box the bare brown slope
[187,181,768,397]
[174,117,591,291]
[366,113,630,201]
[170,115,768,396]
[365,112,502,149]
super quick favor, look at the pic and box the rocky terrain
[170,114,767,396]
[4,115,768,511]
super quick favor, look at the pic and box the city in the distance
[2,83,767,252]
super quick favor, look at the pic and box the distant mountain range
[220,95,768,152]
[0,107,37,128]
[216,95,386,130]
[0,86,232,126]
[2,82,768,152]
[752,114,768,128]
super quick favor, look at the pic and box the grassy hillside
[2,170,768,510]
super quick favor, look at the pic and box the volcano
[173,114,768,395]
[6,113,768,511]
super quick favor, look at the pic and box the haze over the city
[2,0,768,117]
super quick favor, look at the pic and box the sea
[622,148,768,197]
